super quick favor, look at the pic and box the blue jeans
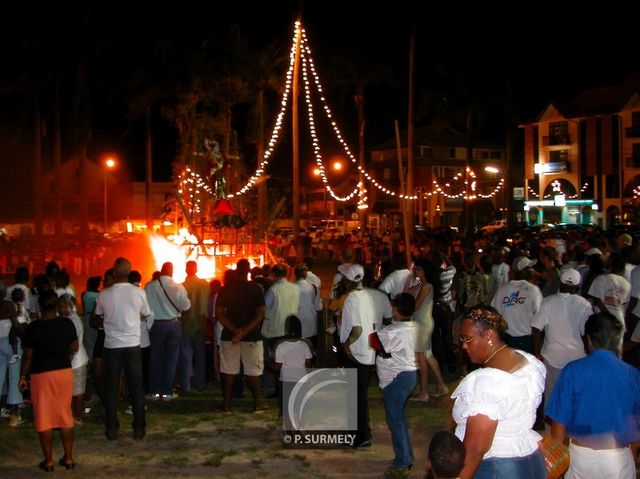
[383,370,417,468]
[0,337,22,406]
[474,449,546,479]
[149,320,182,395]
[104,346,146,434]
[178,330,205,392]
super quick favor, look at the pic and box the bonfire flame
[149,229,262,283]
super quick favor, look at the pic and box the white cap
[560,268,581,286]
[513,256,537,273]
[585,247,603,256]
[339,263,364,282]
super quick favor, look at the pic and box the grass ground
[1,259,457,478]
[0,376,457,478]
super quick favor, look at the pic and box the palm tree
[242,39,289,236]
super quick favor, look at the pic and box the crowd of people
[1,223,640,477]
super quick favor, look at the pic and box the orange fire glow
[148,230,263,283]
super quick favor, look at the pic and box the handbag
[538,434,570,479]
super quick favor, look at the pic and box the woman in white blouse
[452,305,546,478]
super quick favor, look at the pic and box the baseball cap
[340,263,364,282]
[512,256,537,273]
[560,268,581,286]
[337,263,351,277]
[584,247,603,256]
[619,233,633,247]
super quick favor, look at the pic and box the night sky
[1,2,638,188]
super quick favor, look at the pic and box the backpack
[461,272,485,308]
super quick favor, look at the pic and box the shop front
[523,197,596,225]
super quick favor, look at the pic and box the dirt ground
[1,259,454,478]
[1,383,453,478]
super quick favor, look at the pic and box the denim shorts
[474,449,546,479]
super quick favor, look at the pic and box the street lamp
[312,167,327,212]
[103,157,117,233]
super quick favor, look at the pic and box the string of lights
[300,50,359,201]
[177,167,213,215]
[227,23,300,198]
[299,27,418,200]
[227,20,505,203]
[528,182,589,199]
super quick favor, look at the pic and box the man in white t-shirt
[340,263,376,448]
[363,267,392,331]
[532,268,593,407]
[294,264,322,348]
[379,267,412,301]
[95,257,152,441]
[491,256,543,353]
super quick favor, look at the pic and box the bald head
[113,257,132,282]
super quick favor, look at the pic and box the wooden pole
[395,121,412,268]
[292,24,302,241]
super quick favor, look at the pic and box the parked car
[480,219,507,233]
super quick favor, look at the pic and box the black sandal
[59,458,75,470]
[38,461,54,472]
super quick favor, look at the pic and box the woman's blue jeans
[474,449,546,479]
[383,370,417,468]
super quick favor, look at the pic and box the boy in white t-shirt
[371,292,417,474]
[272,315,313,417]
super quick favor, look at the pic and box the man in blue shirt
[546,311,640,478]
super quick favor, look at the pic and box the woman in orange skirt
[20,290,78,472]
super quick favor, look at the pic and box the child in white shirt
[272,315,313,417]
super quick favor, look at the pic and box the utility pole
[145,107,153,230]
[53,82,62,240]
[257,88,267,236]
[406,20,416,228]
[357,93,367,232]
[395,121,412,268]
[33,93,42,240]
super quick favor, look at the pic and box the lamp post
[313,167,326,212]
[103,157,116,233]
[312,159,343,217]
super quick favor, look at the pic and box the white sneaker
[0,407,11,418]
[125,405,133,415]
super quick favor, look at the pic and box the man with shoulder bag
[145,262,191,401]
